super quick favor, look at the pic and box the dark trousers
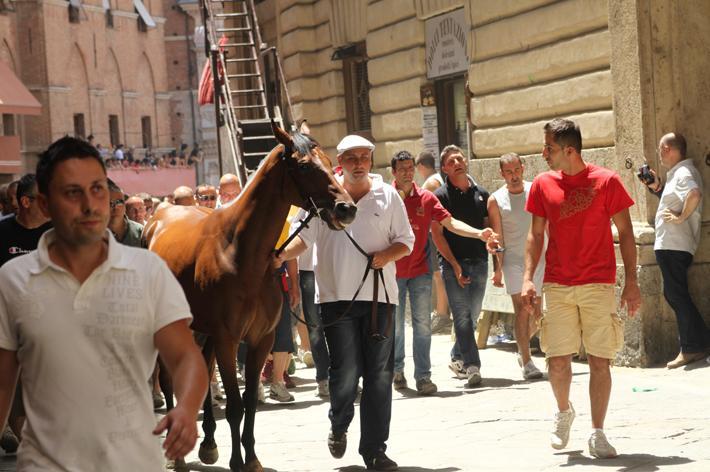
[299,270,330,381]
[320,301,394,458]
[655,250,710,353]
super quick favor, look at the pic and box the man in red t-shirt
[391,151,494,396]
[522,119,641,459]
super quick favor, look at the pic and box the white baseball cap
[336,135,375,155]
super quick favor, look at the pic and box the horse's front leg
[242,331,274,472]
[214,336,246,471]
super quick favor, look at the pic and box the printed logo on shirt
[560,187,596,219]
[8,247,31,255]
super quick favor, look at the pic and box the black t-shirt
[434,177,489,263]
[0,217,53,267]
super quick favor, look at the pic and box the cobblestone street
[3,331,708,471]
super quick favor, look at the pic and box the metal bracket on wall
[624,157,634,170]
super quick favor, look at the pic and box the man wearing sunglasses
[107,180,143,248]
[0,173,52,454]
[196,184,218,209]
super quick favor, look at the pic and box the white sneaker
[522,360,543,380]
[257,381,265,404]
[316,379,329,398]
[588,430,618,458]
[269,381,294,402]
[448,359,467,379]
[465,365,482,387]
[551,402,575,449]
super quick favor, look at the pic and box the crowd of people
[0,120,706,471]
[86,136,204,170]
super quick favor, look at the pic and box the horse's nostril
[334,201,357,224]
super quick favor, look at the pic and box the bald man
[173,186,196,206]
[125,196,147,224]
[218,174,241,206]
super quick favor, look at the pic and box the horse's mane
[152,130,316,288]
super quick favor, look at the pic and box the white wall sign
[425,8,468,79]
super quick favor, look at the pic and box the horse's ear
[271,120,293,148]
[299,119,310,135]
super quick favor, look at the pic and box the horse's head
[272,121,356,230]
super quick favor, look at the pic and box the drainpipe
[177,5,198,152]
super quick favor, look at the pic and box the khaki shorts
[541,283,624,360]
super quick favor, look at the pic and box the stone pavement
[1,332,709,471]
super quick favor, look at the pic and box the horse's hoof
[198,444,219,464]
[244,459,263,472]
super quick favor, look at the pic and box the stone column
[608,0,710,366]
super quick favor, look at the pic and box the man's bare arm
[431,221,468,288]
[439,216,494,241]
[153,320,209,460]
[486,196,504,287]
[612,208,641,316]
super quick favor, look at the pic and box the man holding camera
[639,132,709,368]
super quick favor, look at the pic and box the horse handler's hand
[272,251,286,270]
[153,405,199,460]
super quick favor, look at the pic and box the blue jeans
[394,274,433,380]
[299,270,329,381]
[441,258,488,368]
[320,301,394,458]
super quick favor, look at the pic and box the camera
[637,164,655,185]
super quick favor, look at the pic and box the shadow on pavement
[184,463,277,472]
[339,466,460,472]
[556,449,693,470]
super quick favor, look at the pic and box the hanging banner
[420,83,438,155]
[425,8,468,79]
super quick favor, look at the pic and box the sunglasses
[197,195,217,201]
[110,199,125,209]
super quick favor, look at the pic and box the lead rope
[279,220,392,341]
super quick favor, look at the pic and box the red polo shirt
[394,182,450,279]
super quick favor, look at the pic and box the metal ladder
[202,0,292,177]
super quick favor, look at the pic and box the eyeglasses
[197,194,217,201]
[110,198,125,209]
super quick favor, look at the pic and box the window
[106,9,114,28]
[435,76,469,156]
[137,14,148,32]
[73,113,86,139]
[108,115,119,147]
[68,5,80,23]
[342,42,371,136]
[141,116,152,148]
[2,114,15,136]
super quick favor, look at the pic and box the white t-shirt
[0,230,192,471]
[296,174,414,305]
[492,181,545,294]
[654,159,704,254]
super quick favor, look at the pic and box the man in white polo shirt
[279,135,414,471]
[0,136,208,471]
[639,132,709,368]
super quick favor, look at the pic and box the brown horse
[144,123,356,471]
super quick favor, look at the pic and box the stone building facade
[254,0,710,366]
